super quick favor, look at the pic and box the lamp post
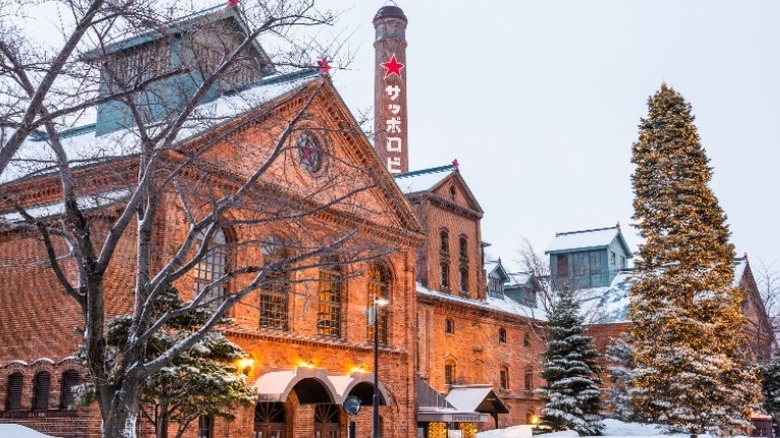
[371,297,389,438]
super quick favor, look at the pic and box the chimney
[373,5,408,174]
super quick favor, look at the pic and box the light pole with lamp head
[371,297,389,438]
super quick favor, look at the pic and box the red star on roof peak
[317,57,331,75]
[380,54,404,78]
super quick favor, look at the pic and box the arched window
[317,257,344,337]
[193,227,227,312]
[5,373,23,410]
[499,327,507,343]
[523,332,531,348]
[459,236,468,259]
[459,267,469,293]
[60,370,79,409]
[439,229,449,254]
[260,235,289,330]
[499,366,510,390]
[367,263,390,344]
[444,362,455,385]
[255,402,286,438]
[444,318,455,334]
[32,371,50,410]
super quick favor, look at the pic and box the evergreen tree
[81,287,256,438]
[535,289,604,436]
[629,84,760,437]
[605,335,640,422]
[762,350,780,416]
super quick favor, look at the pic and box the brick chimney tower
[373,5,408,174]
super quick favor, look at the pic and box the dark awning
[416,377,489,423]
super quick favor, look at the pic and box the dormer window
[610,251,616,266]
[439,229,449,254]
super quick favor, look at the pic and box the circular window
[297,133,322,173]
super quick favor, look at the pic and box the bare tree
[754,259,780,351]
[0,1,395,437]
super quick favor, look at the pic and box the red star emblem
[380,54,404,78]
[317,57,331,75]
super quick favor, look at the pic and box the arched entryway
[254,402,286,438]
[314,404,340,438]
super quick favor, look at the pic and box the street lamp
[371,297,389,438]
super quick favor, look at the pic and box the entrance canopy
[445,384,509,415]
[416,377,489,423]
[252,367,390,406]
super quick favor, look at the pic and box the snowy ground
[0,424,58,437]
[474,419,750,438]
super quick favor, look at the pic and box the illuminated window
[260,236,289,330]
[499,328,507,343]
[499,367,510,390]
[317,257,343,337]
[193,227,227,311]
[445,318,455,334]
[367,263,390,344]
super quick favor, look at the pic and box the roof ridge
[393,163,454,179]
[555,226,617,237]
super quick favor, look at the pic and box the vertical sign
[373,6,408,174]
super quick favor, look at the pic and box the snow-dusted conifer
[104,286,256,438]
[763,349,780,416]
[629,84,760,437]
[535,289,604,436]
[605,335,639,422]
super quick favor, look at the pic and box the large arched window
[260,235,289,330]
[60,370,79,409]
[317,257,344,337]
[366,263,390,344]
[255,402,286,438]
[193,227,227,311]
[32,371,50,410]
[5,373,23,411]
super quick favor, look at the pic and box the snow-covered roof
[0,424,59,437]
[393,165,454,195]
[417,282,546,321]
[0,189,131,223]
[579,257,756,324]
[546,226,626,254]
[446,385,509,414]
[2,70,319,185]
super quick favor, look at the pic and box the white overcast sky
[321,0,780,272]
[19,0,780,273]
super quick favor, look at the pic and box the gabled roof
[445,385,510,414]
[394,165,484,215]
[486,259,510,281]
[545,225,631,256]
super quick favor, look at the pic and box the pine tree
[81,286,256,438]
[535,289,604,436]
[629,84,760,437]
[605,335,639,422]
[762,350,780,417]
